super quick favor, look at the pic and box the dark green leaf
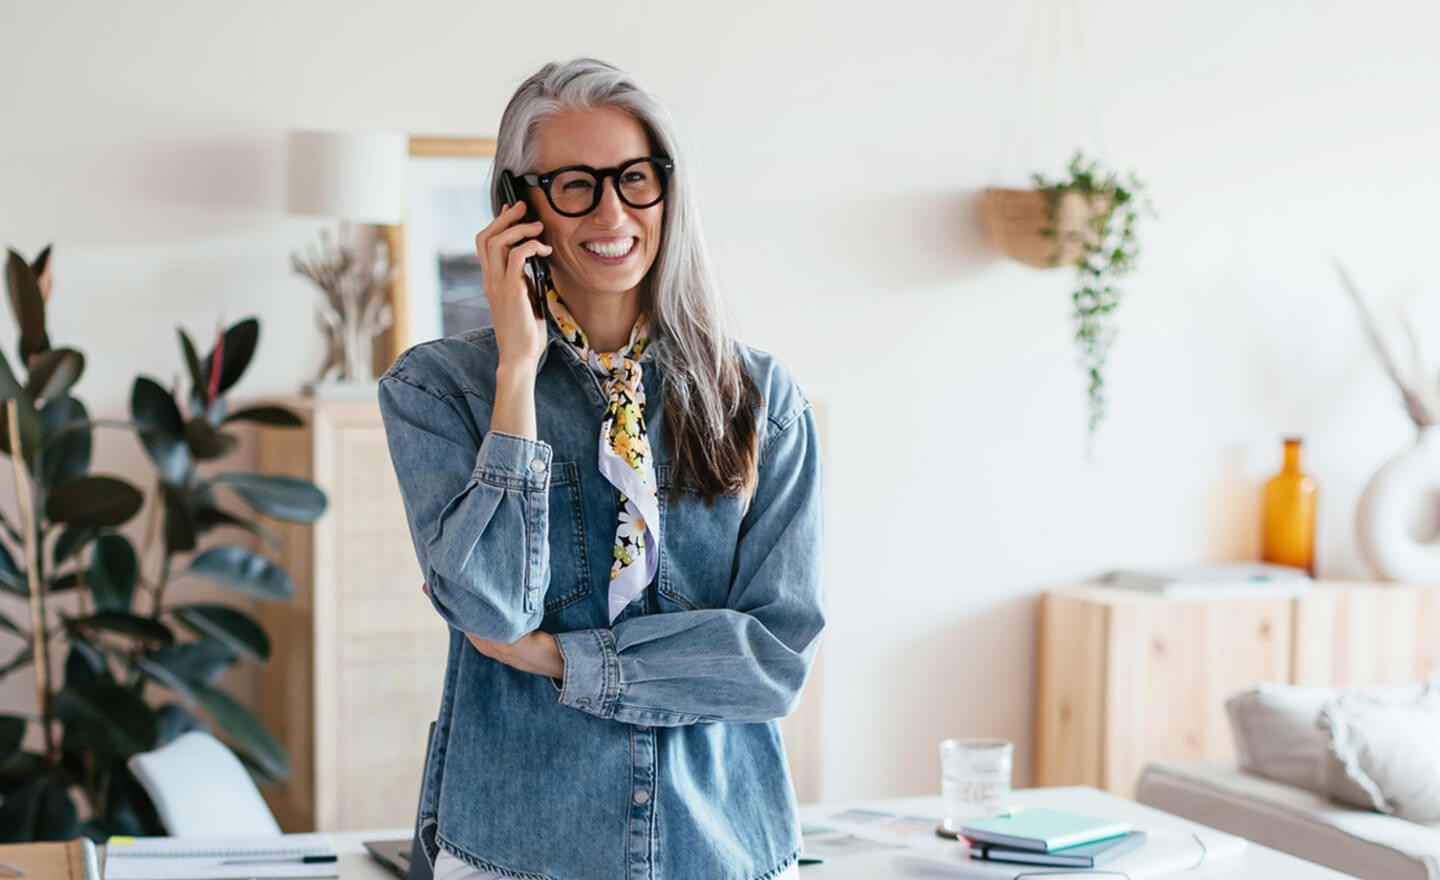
[63,635,111,687]
[0,540,24,595]
[0,716,24,763]
[0,349,44,460]
[185,418,238,460]
[192,683,288,782]
[161,483,196,554]
[22,348,83,404]
[155,703,206,743]
[5,250,51,364]
[0,607,21,637]
[29,245,51,282]
[212,473,326,523]
[38,395,91,489]
[170,604,270,661]
[131,376,189,486]
[48,571,86,593]
[0,778,80,842]
[207,318,259,399]
[0,750,45,792]
[143,640,236,691]
[178,328,205,409]
[188,546,292,600]
[52,524,96,567]
[90,533,138,613]
[66,612,173,645]
[45,476,144,528]
[223,405,303,428]
[0,644,33,679]
[87,765,163,837]
[195,506,280,550]
[53,682,157,759]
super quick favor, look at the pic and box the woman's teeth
[582,238,635,258]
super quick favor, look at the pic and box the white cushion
[1319,688,1440,821]
[128,731,281,837]
[1225,681,1426,795]
[1137,759,1440,880]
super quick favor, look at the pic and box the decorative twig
[1334,260,1435,427]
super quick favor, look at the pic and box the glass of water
[939,737,1013,834]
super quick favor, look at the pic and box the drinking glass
[939,737,1013,834]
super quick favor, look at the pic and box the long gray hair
[493,59,758,501]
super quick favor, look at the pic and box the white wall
[3,0,1439,803]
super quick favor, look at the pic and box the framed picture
[384,136,497,358]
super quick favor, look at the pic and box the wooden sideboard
[256,394,447,832]
[1034,582,1440,797]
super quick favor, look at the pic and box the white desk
[328,785,1356,878]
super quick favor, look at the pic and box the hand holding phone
[499,170,550,318]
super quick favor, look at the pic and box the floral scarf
[547,289,660,623]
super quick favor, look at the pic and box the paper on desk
[895,827,1247,879]
[103,833,337,880]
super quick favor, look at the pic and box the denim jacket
[378,320,825,880]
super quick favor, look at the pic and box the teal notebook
[959,807,1131,852]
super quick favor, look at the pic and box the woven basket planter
[980,188,1108,269]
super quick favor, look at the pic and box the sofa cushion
[1225,681,1427,795]
[1319,688,1440,821]
[1137,759,1440,880]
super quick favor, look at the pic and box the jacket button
[633,790,650,805]
[529,458,546,473]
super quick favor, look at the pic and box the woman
[379,58,824,880]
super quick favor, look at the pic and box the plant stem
[7,400,56,770]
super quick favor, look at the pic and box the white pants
[434,848,801,880]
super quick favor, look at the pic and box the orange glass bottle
[1261,437,1318,575]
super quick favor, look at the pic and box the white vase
[1356,425,1440,585]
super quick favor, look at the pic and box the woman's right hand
[475,201,553,369]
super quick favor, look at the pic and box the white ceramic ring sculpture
[1356,427,1440,585]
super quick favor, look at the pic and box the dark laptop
[363,724,435,880]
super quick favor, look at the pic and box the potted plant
[981,151,1152,435]
[0,246,326,840]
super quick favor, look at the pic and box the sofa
[1134,680,1440,880]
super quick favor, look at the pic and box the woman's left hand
[466,631,565,679]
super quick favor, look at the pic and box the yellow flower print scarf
[547,290,660,623]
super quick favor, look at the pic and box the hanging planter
[980,151,1152,436]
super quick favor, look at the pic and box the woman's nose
[591,181,626,226]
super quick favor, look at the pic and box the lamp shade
[286,130,407,224]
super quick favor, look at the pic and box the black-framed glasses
[521,157,675,217]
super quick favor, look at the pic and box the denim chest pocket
[655,464,744,611]
[543,461,591,614]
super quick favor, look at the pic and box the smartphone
[499,170,550,318]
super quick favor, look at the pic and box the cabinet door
[1102,597,1291,794]
[1292,583,1440,686]
[315,409,449,831]
[1036,589,1292,796]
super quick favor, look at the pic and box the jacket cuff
[473,431,552,491]
[555,629,621,719]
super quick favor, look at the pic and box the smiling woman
[377,58,824,880]
[382,136,497,360]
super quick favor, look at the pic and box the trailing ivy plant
[1033,151,1153,436]
[0,246,326,841]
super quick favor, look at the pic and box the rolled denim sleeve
[555,401,825,726]
[379,371,551,643]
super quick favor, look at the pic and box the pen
[0,858,26,878]
[219,854,338,865]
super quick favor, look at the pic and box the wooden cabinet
[1034,582,1440,797]
[255,394,447,832]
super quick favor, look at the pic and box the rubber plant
[0,246,327,841]
[1032,151,1153,436]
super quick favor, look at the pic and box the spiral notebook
[102,833,337,879]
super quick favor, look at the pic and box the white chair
[127,731,281,837]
